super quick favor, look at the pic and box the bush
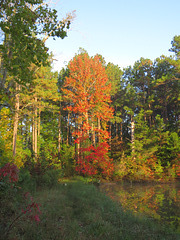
[0,163,42,238]
[60,144,75,177]
[24,158,63,188]
[18,168,36,192]
[36,168,62,187]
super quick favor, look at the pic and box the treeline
[57,44,180,180]
[0,1,179,181]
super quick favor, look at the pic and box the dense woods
[0,1,180,182]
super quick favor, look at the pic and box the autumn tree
[63,52,114,178]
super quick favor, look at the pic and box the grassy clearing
[2,181,180,240]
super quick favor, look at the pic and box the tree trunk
[98,117,101,143]
[78,116,82,159]
[38,109,41,137]
[75,115,80,161]
[85,111,89,137]
[131,115,135,154]
[66,112,70,145]
[109,121,112,150]
[120,122,123,142]
[32,97,38,161]
[12,83,20,158]
[32,114,35,153]
[149,103,152,127]
[58,111,61,160]
[91,121,96,146]
[34,97,38,160]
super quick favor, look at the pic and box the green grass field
[1,180,180,240]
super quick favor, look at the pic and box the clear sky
[46,0,180,71]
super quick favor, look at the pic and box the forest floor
[2,180,180,240]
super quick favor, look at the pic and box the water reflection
[99,181,180,232]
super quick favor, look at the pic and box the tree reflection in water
[99,182,180,232]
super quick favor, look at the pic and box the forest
[0,0,180,183]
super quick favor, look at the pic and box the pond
[99,181,180,233]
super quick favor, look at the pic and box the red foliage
[0,163,19,183]
[63,53,114,121]
[172,161,180,177]
[75,142,114,178]
[22,192,41,223]
[63,53,114,178]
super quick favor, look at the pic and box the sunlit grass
[3,182,180,240]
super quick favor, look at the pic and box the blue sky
[46,0,180,71]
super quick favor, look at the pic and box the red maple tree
[63,52,114,178]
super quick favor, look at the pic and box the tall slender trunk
[78,116,82,159]
[32,114,35,153]
[75,115,80,161]
[164,100,168,123]
[58,110,61,160]
[148,103,152,127]
[38,108,41,137]
[12,83,20,158]
[98,117,101,143]
[32,97,38,161]
[109,121,112,150]
[120,122,123,142]
[131,115,135,154]
[115,121,118,138]
[85,111,89,137]
[34,97,38,160]
[91,121,96,146]
[164,85,168,123]
[66,112,70,145]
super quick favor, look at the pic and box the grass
[1,181,180,240]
